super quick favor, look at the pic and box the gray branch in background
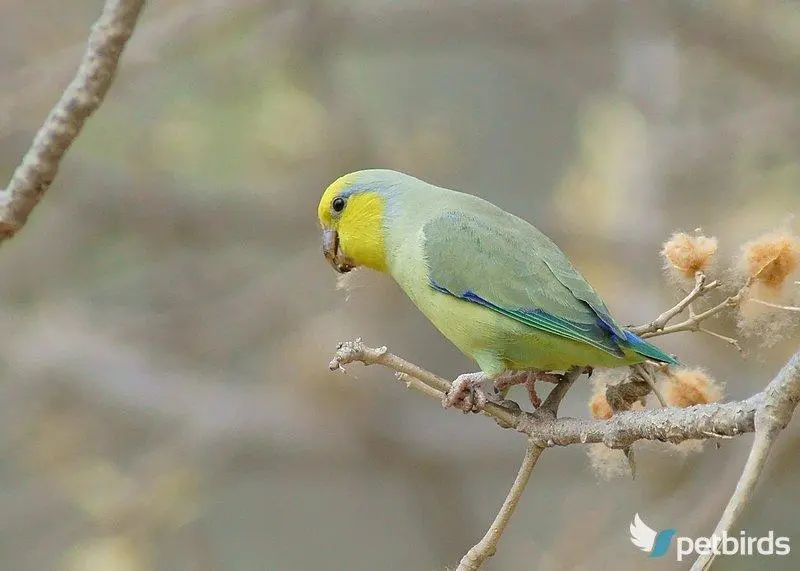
[0,0,146,240]
[0,0,264,129]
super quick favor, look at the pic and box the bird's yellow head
[318,171,390,274]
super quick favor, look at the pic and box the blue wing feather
[432,281,625,358]
[434,282,679,365]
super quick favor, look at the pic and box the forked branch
[330,340,800,570]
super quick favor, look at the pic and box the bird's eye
[332,197,346,213]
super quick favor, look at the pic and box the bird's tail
[622,330,680,365]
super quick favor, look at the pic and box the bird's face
[318,173,388,274]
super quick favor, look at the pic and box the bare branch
[692,351,800,570]
[631,264,798,353]
[456,440,544,571]
[0,0,262,129]
[329,340,798,449]
[0,0,146,241]
[539,367,582,416]
[330,339,519,429]
[330,340,800,569]
[631,363,668,407]
[518,396,758,449]
[635,279,752,340]
[747,298,800,313]
[333,351,582,571]
[629,272,718,334]
[697,326,743,352]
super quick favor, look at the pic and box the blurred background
[0,0,799,569]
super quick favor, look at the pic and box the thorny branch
[0,0,147,241]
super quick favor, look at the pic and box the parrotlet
[318,169,677,412]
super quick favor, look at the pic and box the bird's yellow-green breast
[317,169,678,376]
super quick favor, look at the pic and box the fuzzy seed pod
[661,232,718,280]
[739,230,800,290]
[661,368,723,408]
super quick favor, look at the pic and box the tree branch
[1,0,261,130]
[451,367,584,568]
[633,278,751,340]
[748,298,800,313]
[330,339,519,429]
[626,271,753,353]
[330,340,800,569]
[456,440,544,571]
[329,339,776,448]
[628,272,719,335]
[0,0,146,241]
[692,351,800,570]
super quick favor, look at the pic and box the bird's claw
[493,370,562,409]
[443,373,489,413]
[525,373,542,409]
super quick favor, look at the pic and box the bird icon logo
[630,513,677,558]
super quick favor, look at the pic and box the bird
[317,169,678,412]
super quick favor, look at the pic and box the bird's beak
[322,228,355,274]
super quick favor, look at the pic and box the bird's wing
[422,209,626,357]
[629,513,657,552]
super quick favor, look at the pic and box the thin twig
[330,339,519,428]
[747,298,800,313]
[0,0,147,241]
[456,440,544,571]
[395,372,445,400]
[630,272,719,334]
[698,326,743,352]
[638,280,752,339]
[692,351,800,570]
[631,363,667,407]
[629,272,752,349]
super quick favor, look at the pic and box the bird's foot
[492,370,567,409]
[443,372,489,413]
[530,371,565,384]
[524,373,542,409]
[492,371,527,394]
